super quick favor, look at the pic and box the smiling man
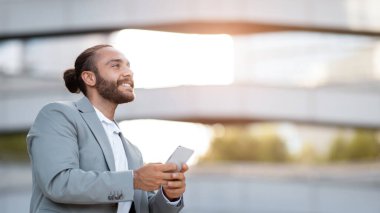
[26,45,187,213]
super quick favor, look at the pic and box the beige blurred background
[1,0,380,212]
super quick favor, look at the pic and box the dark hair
[63,44,111,96]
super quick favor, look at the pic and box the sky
[109,29,234,88]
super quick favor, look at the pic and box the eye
[111,63,120,68]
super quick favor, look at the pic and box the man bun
[63,44,111,96]
[63,68,80,93]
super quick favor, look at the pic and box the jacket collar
[75,96,116,171]
[76,96,95,113]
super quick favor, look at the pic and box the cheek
[104,75,119,85]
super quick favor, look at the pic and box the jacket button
[115,194,123,200]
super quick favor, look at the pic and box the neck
[87,93,117,120]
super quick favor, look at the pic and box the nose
[122,67,133,77]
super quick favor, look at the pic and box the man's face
[94,47,135,104]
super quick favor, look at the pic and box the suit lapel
[118,132,143,212]
[75,97,116,171]
[118,133,139,170]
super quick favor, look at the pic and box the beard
[95,73,135,104]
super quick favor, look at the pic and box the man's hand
[133,163,177,191]
[162,164,189,201]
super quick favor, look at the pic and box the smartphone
[166,146,194,171]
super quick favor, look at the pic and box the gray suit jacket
[27,97,184,213]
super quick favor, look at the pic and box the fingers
[166,179,186,188]
[133,162,189,192]
[162,180,186,200]
[159,163,189,173]
[158,163,178,172]
[134,163,169,191]
[180,164,189,173]
[155,163,189,173]
[163,186,185,195]
[162,172,185,182]
[163,172,186,189]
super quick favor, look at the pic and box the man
[26,44,187,213]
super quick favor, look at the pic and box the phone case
[166,146,194,171]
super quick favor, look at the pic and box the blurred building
[1,0,380,132]
[1,1,380,213]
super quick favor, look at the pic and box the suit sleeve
[27,103,134,204]
[148,188,184,213]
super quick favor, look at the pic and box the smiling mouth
[119,80,134,90]
[121,83,133,89]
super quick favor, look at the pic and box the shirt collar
[93,106,121,134]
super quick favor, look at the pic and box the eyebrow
[105,58,130,67]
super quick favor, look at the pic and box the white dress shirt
[94,107,132,213]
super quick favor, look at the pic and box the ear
[81,71,96,87]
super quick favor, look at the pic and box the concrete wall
[1,83,379,132]
[1,0,380,38]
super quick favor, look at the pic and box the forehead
[95,47,129,64]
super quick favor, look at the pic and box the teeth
[122,83,132,88]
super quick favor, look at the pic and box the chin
[116,90,135,103]
[127,96,135,103]
[121,95,135,103]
